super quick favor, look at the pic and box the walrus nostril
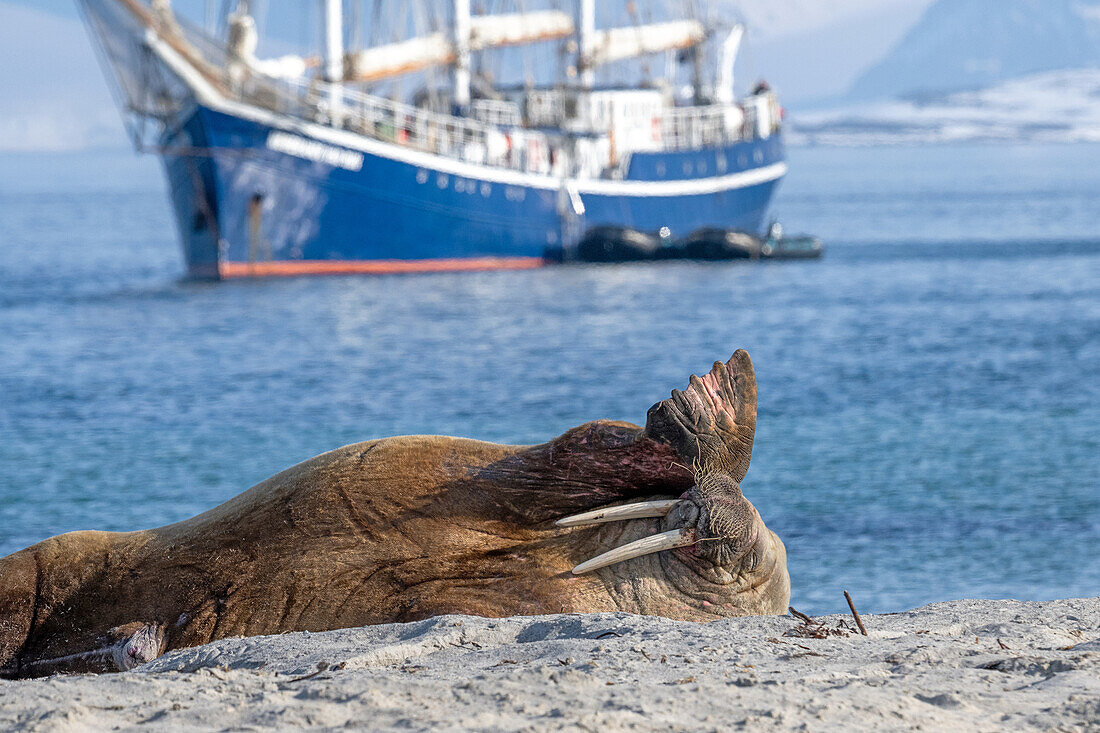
[664,499,700,528]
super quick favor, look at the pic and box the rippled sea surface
[1,144,1098,614]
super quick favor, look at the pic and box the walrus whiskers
[555,499,681,527]
[571,527,698,574]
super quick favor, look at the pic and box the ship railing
[264,77,548,174]
[471,99,523,128]
[658,105,731,150]
[245,75,779,175]
[655,95,780,151]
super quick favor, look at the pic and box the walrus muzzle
[0,350,789,679]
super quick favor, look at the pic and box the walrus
[0,350,789,679]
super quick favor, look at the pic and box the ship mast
[576,0,595,89]
[321,0,344,121]
[452,0,472,110]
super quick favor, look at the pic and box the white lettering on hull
[266,132,364,171]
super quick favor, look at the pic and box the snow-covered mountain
[724,0,925,40]
[847,0,1100,101]
[789,69,1100,145]
[737,0,933,104]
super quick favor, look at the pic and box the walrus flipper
[643,350,757,482]
[12,622,164,677]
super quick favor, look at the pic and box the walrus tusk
[555,499,681,528]
[571,527,697,574]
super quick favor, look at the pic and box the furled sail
[345,33,455,82]
[583,19,705,69]
[344,10,574,82]
[468,10,574,50]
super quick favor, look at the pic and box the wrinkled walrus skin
[0,350,789,678]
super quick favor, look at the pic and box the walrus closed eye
[0,350,789,679]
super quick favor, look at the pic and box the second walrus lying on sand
[0,350,789,678]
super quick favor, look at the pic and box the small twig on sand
[784,607,850,639]
[844,591,868,636]
[285,661,344,683]
[789,607,814,624]
[997,639,1010,650]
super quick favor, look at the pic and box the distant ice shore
[788,69,1100,145]
[2,598,1098,730]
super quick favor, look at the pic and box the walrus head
[551,350,789,617]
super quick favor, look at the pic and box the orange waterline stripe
[218,257,548,278]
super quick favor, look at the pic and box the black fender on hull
[549,225,822,264]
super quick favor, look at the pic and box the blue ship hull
[161,105,786,278]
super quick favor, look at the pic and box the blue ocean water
[1,143,1098,615]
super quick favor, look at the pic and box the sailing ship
[77,0,787,278]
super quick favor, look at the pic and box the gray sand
[2,597,1098,731]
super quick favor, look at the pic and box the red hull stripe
[218,257,547,278]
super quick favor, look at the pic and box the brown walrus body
[0,351,789,678]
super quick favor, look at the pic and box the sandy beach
[1,597,1097,731]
